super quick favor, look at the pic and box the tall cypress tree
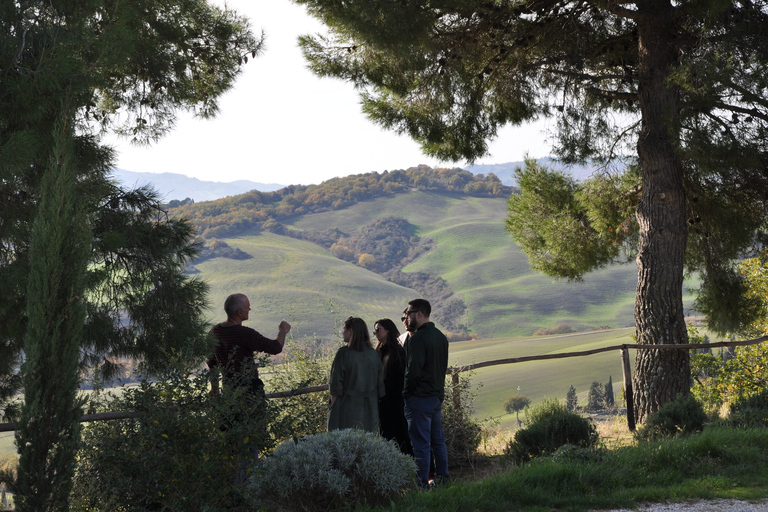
[566,385,578,412]
[605,376,615,408]
[12,113,90,511]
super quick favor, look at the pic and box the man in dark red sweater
[207,293,291,398]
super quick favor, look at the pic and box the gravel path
[596,498,768,511]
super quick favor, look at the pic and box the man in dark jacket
[207,293,291,397]
[402,298,449,488]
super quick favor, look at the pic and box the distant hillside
[466,157,628,186]
[110,168,283,202]
[179,166,695,340]
[172,165,513,240]
[189,191,665,340]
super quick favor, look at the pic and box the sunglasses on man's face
[401,310,419,322]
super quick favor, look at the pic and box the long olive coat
[327,345,385,432]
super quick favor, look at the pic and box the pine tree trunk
[632,0,690,423]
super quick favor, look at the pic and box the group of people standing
[208,294,449,489]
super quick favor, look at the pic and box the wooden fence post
[451,370,461,417]
[620,347,636,432]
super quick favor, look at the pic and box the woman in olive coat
[327,317,385,432]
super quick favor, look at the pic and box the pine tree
[292,0,768,421]
[566,385,578,412]
[0,0,260,410]
[587,381,606,412]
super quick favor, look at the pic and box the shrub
[442,372,483,465]
[266,336,334,442]
[533,322,574,336]
[504,411,599,465]
[727,389,768,428]
[634,394,707,442]
[71,366,275,511]
[525,396,569,425]
[247,429,416,511]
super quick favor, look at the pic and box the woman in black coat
[373,318,413,455]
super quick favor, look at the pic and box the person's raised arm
[276,320,291,348]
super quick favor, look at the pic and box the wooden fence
[1,335,766,434]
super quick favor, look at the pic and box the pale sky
[108,0,552,186]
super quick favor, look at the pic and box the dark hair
[374,318,405,379]
[408,298,431,317]
[373,318,400,352]
[224,293,247,319]
[343,317,371,351]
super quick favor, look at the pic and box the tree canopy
[293,0,768,420]
[1,0,259,407]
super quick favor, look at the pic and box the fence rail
[1,336,766,433]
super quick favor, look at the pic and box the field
[447,327,636,429]
[0,190,701,459]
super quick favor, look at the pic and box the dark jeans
[404,395,449,487]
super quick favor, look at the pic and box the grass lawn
[362,425,768,512]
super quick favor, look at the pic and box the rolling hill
[194,188,697,339]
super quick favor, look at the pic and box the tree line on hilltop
[168,165,513,240]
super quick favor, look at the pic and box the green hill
[195,187,698,339]
[195,231,414,338]
[284,190,646,338]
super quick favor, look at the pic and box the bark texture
[632,0,690,422]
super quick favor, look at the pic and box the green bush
[634,394,707,442]
[442,373,483,465]
[524,396,569,425]
[727,389,768,428]
[265,336,334,441]
[71,367,276,511]
[504,411,599,465]
[247,429,416,511]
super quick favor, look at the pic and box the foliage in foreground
[71,367,276,512]
[247,429,416,512]
[725,389,768,429]
[265,336,334,440]
[634,394,707,443]
[691,341,768,414]
[505,409,599,465]
[441,372,484,465]
[376,426,768,512]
